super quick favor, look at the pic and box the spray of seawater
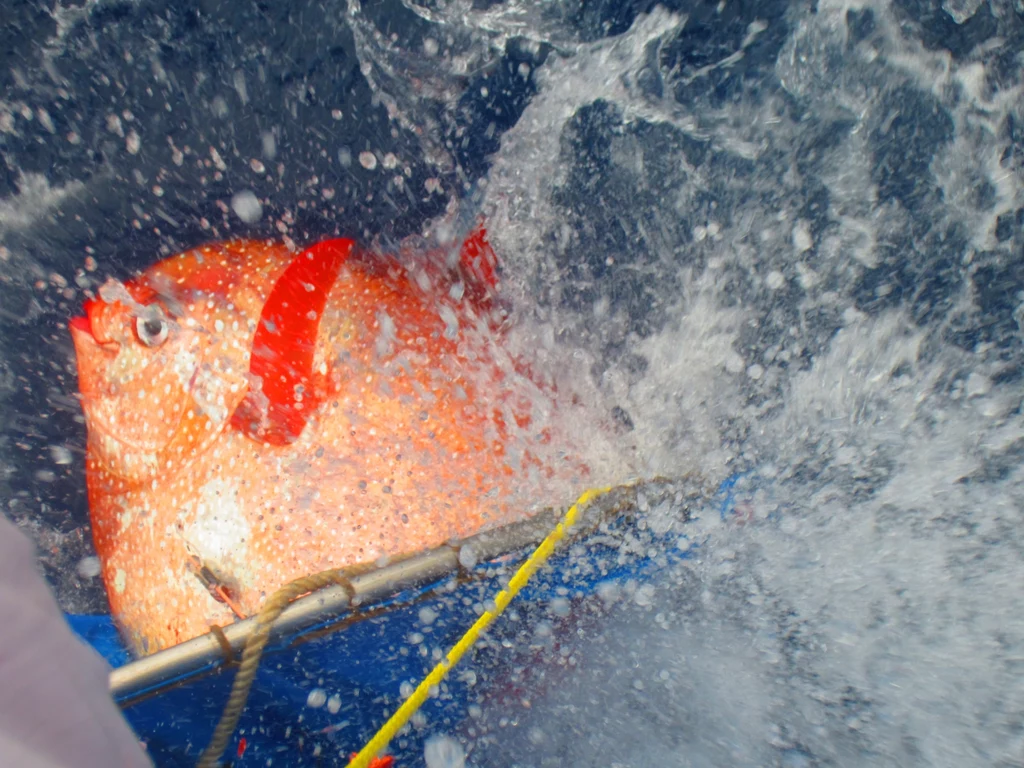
[439,1,1024,765]
[2,0,1023,763]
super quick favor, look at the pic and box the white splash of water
[0,173,85,236]
[458,0,1024,764]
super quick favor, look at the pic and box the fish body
[70,228,582,654]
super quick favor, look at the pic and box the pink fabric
[0,514,150,767]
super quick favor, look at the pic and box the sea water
[470,3,1024,766]
[1,0,1022,765]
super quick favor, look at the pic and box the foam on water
[0,172,85,237]
[2,0,1023,762]
[461,1,1024,764]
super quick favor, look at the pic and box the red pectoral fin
[231,238,354,445]
[458,221,500,308]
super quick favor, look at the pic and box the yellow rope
[347,485,614,768]
[195,484,616,767]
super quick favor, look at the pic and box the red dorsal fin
[457,222,500,308]
[231,238,354,445]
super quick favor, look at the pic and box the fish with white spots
[70,226,586,654]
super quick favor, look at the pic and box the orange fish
[70,225,583,654]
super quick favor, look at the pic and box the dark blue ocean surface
[3,0,1024,765]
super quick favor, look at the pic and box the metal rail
[108,481,676,703]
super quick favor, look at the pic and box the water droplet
[49,445,73,465]
[359,151,377,170]
[77,557,101,578]
[231,191,263,223]
[458,545,477,569]
[327,694,341,714]
[424,735,465,768]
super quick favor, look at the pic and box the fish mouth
[69,314,94,338]
[69,308,120,405]
[69,315,91,333]
[69,311,118,355]
[70,313,177,476]
[71,297,124,346]
[69,296,125,357]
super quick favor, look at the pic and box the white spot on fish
[184,477,255,590]
[114,568,127,594]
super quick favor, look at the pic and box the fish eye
[135,306,170,348]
